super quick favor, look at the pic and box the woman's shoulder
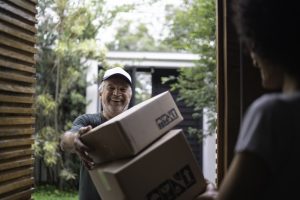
[250,92,297,110]
[247,92,300,118]
[249,93,281,112]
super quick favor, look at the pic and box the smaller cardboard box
[89,129,206,200]
[81,91,183,164]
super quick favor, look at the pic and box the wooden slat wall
[0,0,37,199]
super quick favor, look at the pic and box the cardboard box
[81,91,183,164]
[89,129,206,200]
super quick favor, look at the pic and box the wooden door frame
[216,0,266,186]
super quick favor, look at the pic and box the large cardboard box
[81,91,183,164]
[89,129,206,200]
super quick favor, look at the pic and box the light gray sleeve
[235,95,274,168]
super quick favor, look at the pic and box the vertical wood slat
[0,0,37,199]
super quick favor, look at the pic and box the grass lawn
[32,185,78,200]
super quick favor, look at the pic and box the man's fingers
[74,135,94,169]
[74,136,87,151]
[83,160,95,170]
[79,151,94,162]
[74,126,94,169]
[78,126,92,136]
[78,151,94,169]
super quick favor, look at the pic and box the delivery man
[60,67,133,200]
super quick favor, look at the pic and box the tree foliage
[163,0,216,136]
[107,20,173,52]
[105,7,177,103]
[35,0,132,187]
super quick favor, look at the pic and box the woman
[196,0,300,199]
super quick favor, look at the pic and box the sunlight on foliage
[36,0,135,188]
[34,127,60,166]
[60,168,77,181]
[36,94,56,116]
[164,0,216,139]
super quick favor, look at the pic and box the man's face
[100,76,132,119]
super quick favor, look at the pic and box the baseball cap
[102,67,132,84]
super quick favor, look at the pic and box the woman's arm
[218,151,269,200]
[195,151,270,200]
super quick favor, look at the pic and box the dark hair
[233,0,300,75]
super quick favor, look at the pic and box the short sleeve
[235,95,275,168]
[69,114,101,133]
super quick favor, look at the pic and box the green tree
[107,20,173,52]
[163,0,216,138]
[34,0,132,188]
[106,15,176,104]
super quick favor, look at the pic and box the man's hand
[74,125,95,170]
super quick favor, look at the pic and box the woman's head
[234,0,300,77]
